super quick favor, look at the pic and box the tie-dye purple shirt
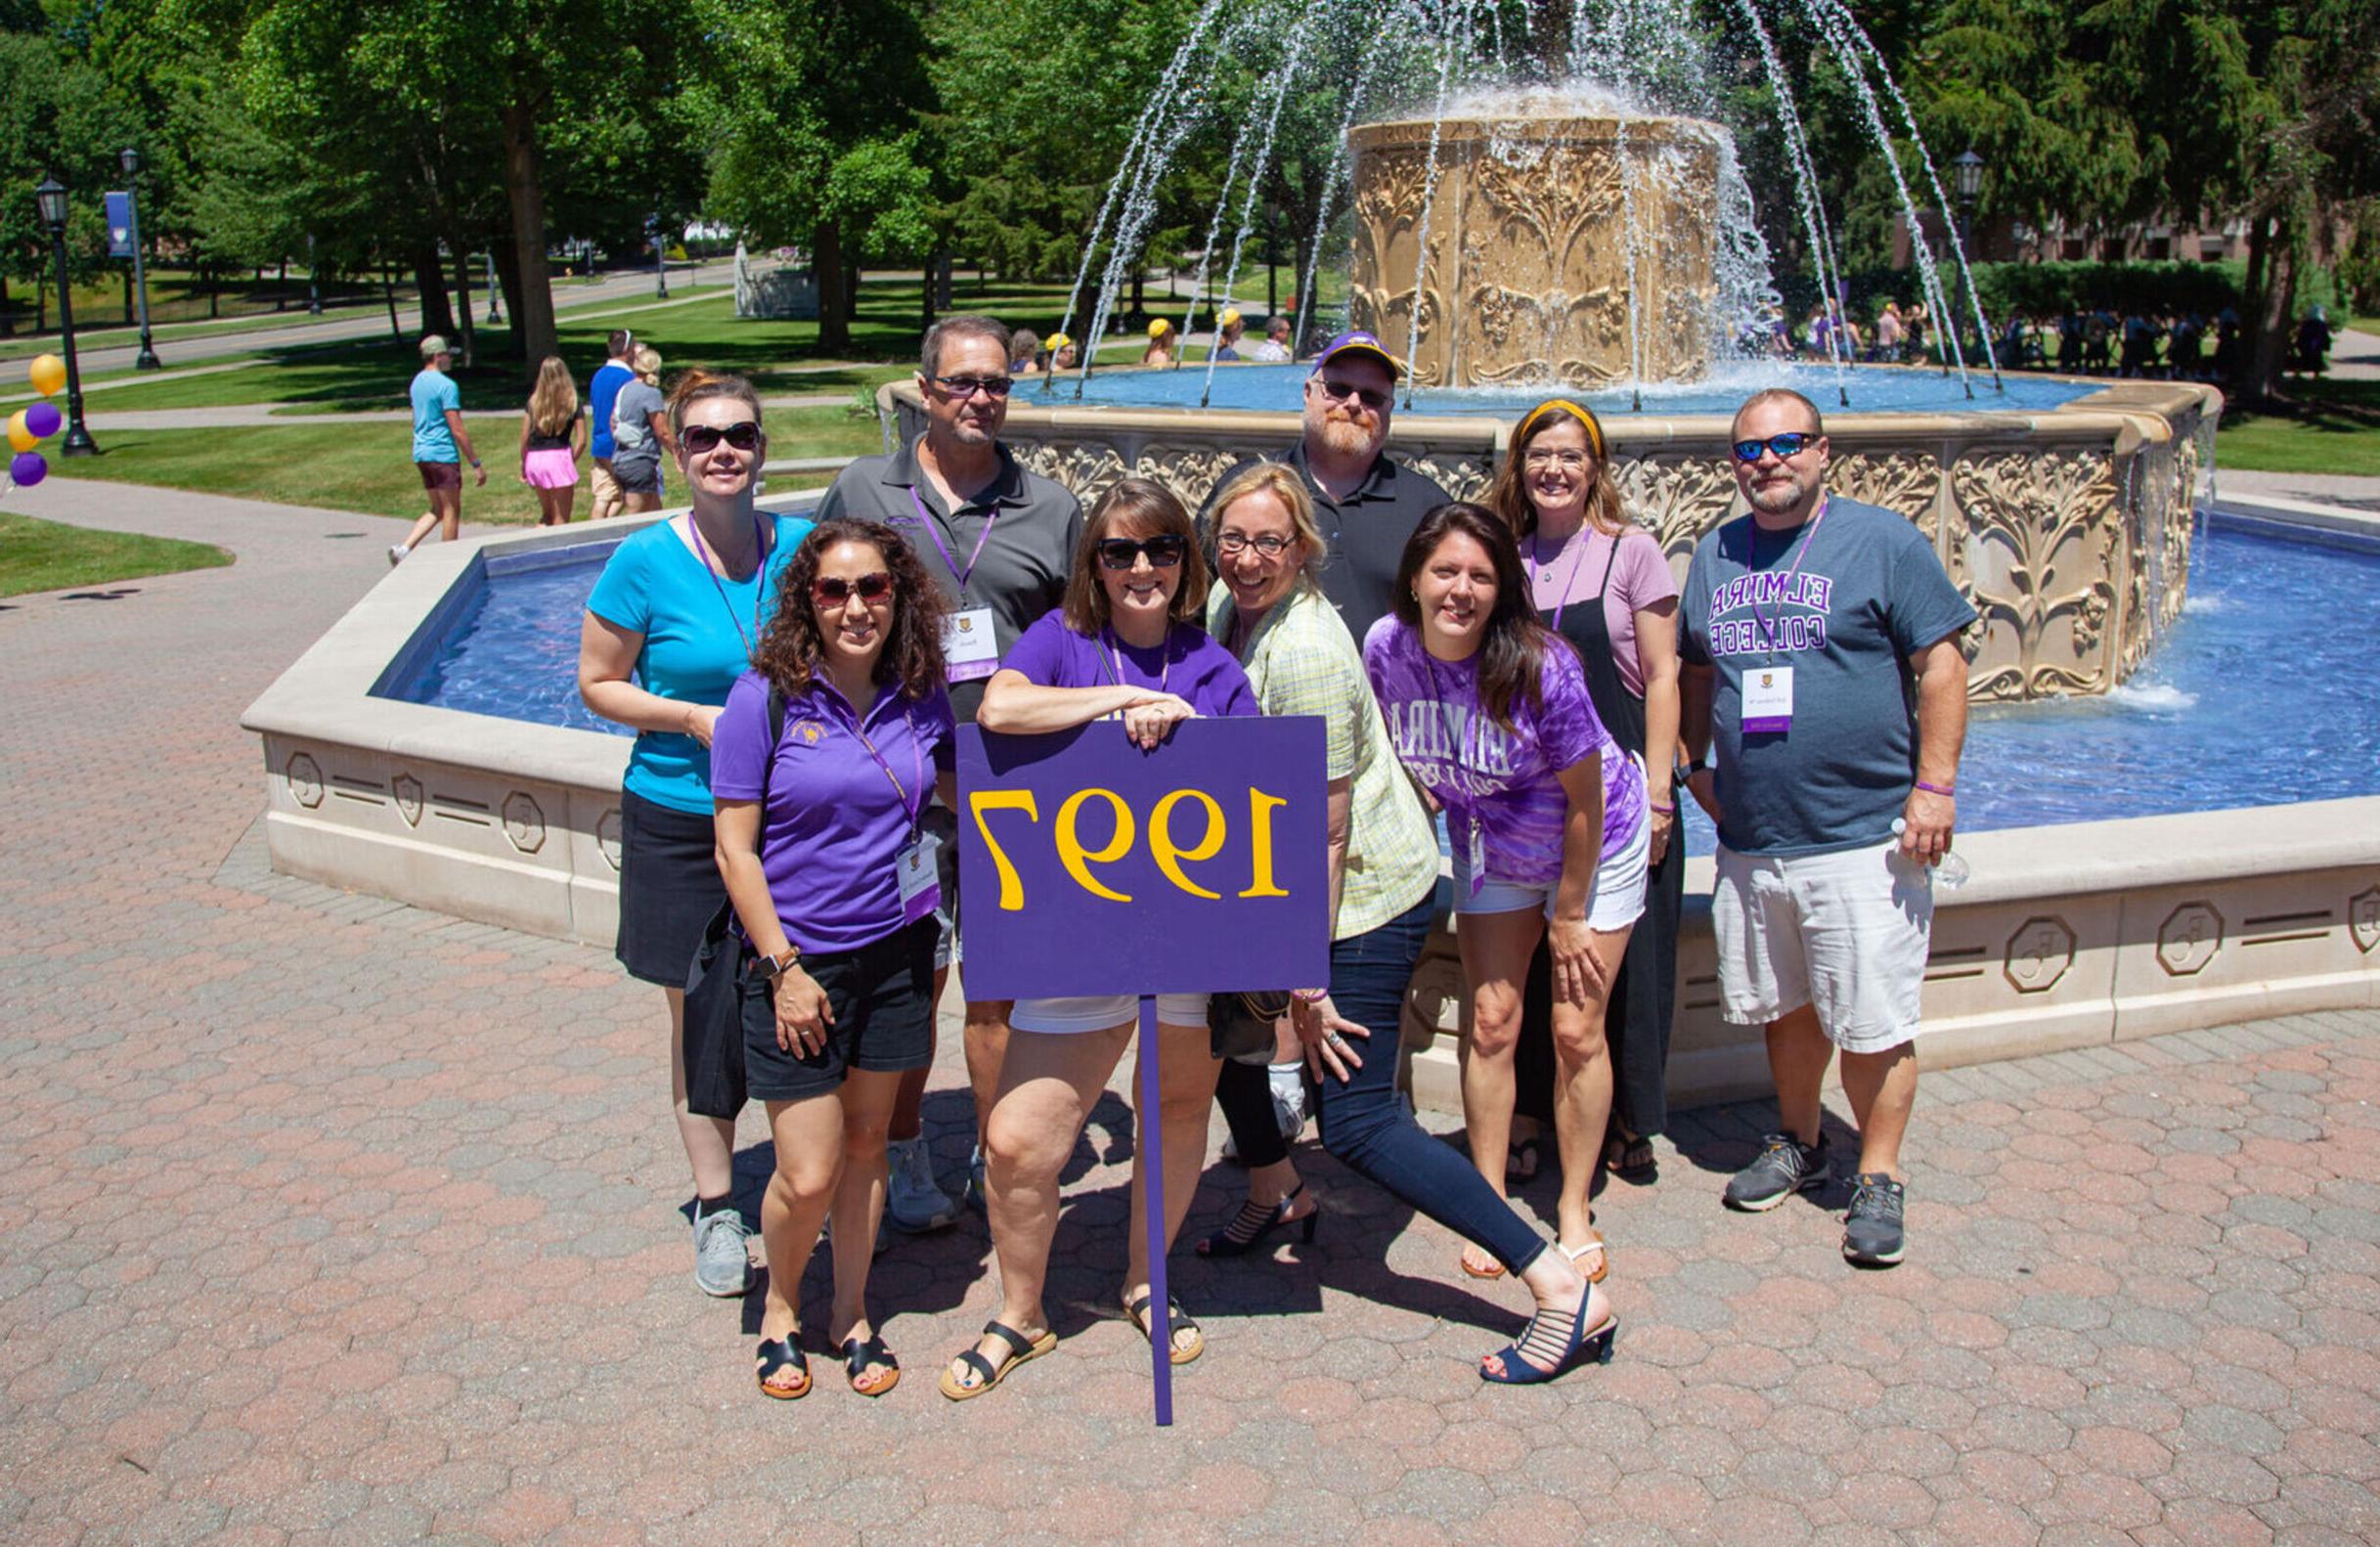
[1363,617,1645,891]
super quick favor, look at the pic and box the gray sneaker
[1723,1133,1830,1212]
[692,1206,752,1296]
[1843,1172,1907,1266]
[962,1143,988,1215]
[884,1137,958,1234]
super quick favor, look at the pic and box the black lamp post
[36,175,100,457]
[652,215,669,298]
[119,149,161,370]
[484,251,501,325]
[1951,149,1985,251]
[306,232,323,315]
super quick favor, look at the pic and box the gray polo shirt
[1209,441,1453,645]
[815,438,1082,721]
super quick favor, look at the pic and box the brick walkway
[4,481,2378,1546]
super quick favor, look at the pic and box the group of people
[566,312,1975,1403]
[389,329,678,563]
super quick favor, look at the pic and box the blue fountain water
[1041,361,2094,418]
[383,518,2380,845]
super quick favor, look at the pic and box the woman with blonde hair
[610,345,676,513]
[517,355,588,525]
[1141,318,1178,368]
[1484,396,1680,1219]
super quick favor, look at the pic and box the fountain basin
[887,373,2221,702]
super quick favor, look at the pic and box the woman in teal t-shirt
[579,368,814,1299]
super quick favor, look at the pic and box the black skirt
[615,787,726,987]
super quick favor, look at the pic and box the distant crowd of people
[1743,296,2340,383]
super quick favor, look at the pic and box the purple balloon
[10,451,47,487]
[22,402,61,439]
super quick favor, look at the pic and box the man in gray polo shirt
[1208,329,1454,643]
[815,313,1082,1233]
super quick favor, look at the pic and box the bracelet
[1915,779,1956,797]
[1649,800,1677,815]
[1292,988,1328,1004]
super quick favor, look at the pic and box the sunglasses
[1095,535,1188,571]
[930,374,1014,400]
[1314,377,1392,413]
[1730,431,1816,464]
[683,420,762,454]
[812,571,894,605]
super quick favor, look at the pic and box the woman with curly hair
[710,515,957,1400]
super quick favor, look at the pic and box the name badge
[944,607,998,682]
[1742,665,1794,734]
[896,827,942,926]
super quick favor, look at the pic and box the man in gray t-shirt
[1679,387,1974,1268]
[814,314,1082,1241]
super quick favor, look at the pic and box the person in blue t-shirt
[1678,387,1975,1270]
[588,329,638,521]
[389,335,487,566]
[579,368,816,1299]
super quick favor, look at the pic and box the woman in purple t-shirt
[941,478,1256,1400]
[1364,502,1644,1382]
[712,518,957,1400]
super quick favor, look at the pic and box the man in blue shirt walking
[390,334,487,565]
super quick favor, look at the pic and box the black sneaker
[1842,1172,1907,1266]
[1722,1133,1830,1212]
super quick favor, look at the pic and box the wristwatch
[1680,755,1709,779]
[749,946,800,982]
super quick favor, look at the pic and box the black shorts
[612,457,662,496]
[614,788,724,987]
[743,917,939,1101]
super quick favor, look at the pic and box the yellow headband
[1516,399,1606,460]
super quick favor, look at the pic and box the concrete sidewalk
[3,477,2378,1545]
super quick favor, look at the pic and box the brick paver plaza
[4,483,2378,1546]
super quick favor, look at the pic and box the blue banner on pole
[105,193,133,258]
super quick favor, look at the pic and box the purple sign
[105,193,133,259]
[954,716,1331,1000]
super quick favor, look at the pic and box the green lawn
[0,512,232,597]
[46,405,885,525]
[2214,377,2380,476]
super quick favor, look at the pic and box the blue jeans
[1214,889,1549,1277]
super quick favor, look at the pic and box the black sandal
[755,1335,810,1399]
[1197,1183,1320,1258]
[1605,1129,1657,1184]
[1127,1290,1204,1364]
[840,1332,900,1397]
[938,1318,1056,1402]
[1506,1133,1544,1184]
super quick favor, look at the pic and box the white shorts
[1007,993,1210,1036]
[1454,794,1650,934]
[1711,837,1932,1053]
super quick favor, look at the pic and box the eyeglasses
[683,420,761,454]
[1522,449,1590,470]
[930,375,1014,400]
[1730,431,1816,464]
[812,571,894,605]
[1095,535,1188,570]
[1215,531,1295,557]
[1313,377,1392,413]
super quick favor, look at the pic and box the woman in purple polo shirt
[938,478,1256,1400]
[1363,502,1647,1383]
[711,516,957,1400]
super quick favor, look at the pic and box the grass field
[0,512,232,597]
[2214,377,2380,477]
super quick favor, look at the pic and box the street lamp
[652,215,669,298]
[306,232,322,314]
[484,251,501,325]
[1951,149,1985,249]
[118,148,161,370]
[35,175,99,457]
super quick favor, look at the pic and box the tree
[0,27,144,335]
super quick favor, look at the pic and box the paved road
[2,261,739,379]
[3,477,2378,1544]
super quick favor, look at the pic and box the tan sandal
[1460,1242,1507,1280]
[939,1319,1056,1401]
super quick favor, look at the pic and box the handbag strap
[726,684,789,951]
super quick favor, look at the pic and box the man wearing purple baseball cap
[1207,329,1455,642]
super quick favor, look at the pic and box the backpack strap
[760,685,787,809]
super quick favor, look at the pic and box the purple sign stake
[956,717,1330,1427]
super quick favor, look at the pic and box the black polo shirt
[1208,442,1454,645]
[815,438,1082,722]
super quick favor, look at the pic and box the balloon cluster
[5,355,68,491]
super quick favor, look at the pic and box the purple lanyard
[847,701,926,831]
[686,511,772,656]
[908,484,999,603]
[1100,626,1173,695]
[1739,497,1828,658]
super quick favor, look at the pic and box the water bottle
[1893,818,1970,890]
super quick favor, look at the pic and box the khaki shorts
[1711,837,1932,1053]
[590,460,625,520]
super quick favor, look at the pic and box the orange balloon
[6,411,36,454]
[28,354,66,397]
